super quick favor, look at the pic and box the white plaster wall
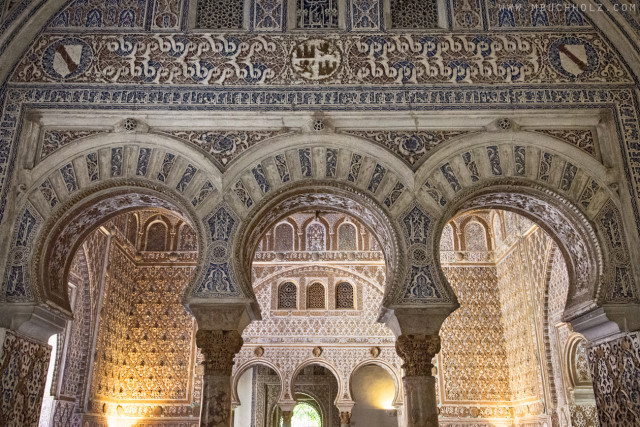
[234,368,254,427]
[350,365,397,427]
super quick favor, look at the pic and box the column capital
[278,400,297,412]
[395,334,441,377]
[339,411,352,425]
[196,329,243,376]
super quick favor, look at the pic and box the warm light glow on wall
[351,365,396,410]
[107,416,140,427]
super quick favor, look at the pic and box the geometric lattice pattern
[391,0,438,28]
[336,282,354,309]
[440,266,511,402]
[278,282,298,309]
[307,283,326,309]
[196,0,243,29]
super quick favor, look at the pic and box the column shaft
[197,329,243,427]
[403,376,438,427]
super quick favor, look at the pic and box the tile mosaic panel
[136,147,151,176]
[191,181,215,208]
[110,147,123,177]
[367,163,386,193]
[85,152,99,181]
[157,152,176,182]
[39,178,58,207]
[252,163,270,193]
[274,153,291,183]
[384,181,405,208]
[176,164,197,193]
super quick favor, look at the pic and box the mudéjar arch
[0,0,640,426]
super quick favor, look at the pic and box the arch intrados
[349,360,402,406]
[231,360,284,405]
[437,182,603,315]
[291,360,343,405]
[35,183,205,314]
[238,183,402,305]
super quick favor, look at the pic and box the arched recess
[231,360,285,406]
[289,359,344,407]
[30,181,207,315]
[348,359,403,407]
[143,216,170,251]
[274,221,295,251]
[235,181,407,309]
[564,333,595,395]
[337,221,358,251]
[459,215,492,251]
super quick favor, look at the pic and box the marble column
[281,410,293,427]
[587,331,640,425]
[197,329,243,427]
[339,411,352,426]
[395,334,441,427]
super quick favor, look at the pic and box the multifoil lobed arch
[30,181,208,314]
[234,181,408,308]
[0,127,243,313]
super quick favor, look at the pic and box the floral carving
[196,330,243,376]
[395,334,441,377]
